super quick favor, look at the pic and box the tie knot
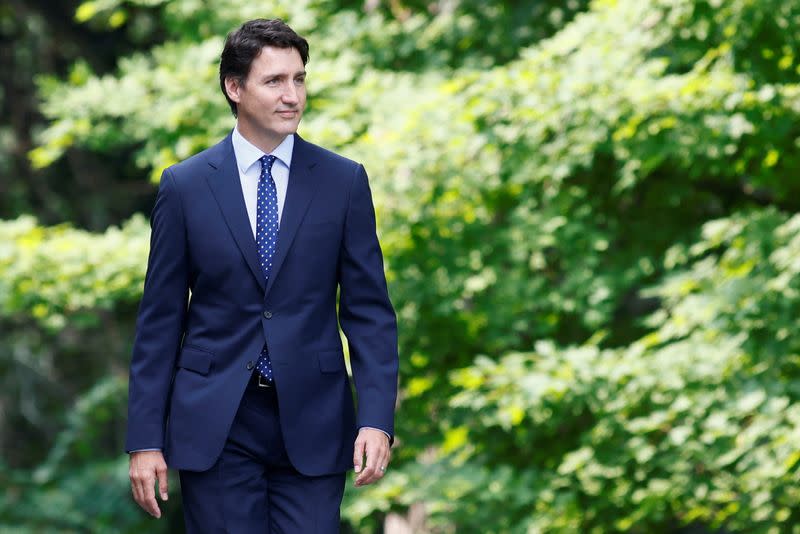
[260,154,277,172]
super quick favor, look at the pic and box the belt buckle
[257,374,273,388]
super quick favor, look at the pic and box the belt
[257,373,273,388]
[243,372,278,407]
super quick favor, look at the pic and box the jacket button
[246,361,254,370]
[263,311,273,319]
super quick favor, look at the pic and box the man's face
[226,46,307,148]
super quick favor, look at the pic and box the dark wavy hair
[219,19,309,117]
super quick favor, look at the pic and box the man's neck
[235,122,288,154]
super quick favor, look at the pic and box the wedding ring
[380,465,386,472]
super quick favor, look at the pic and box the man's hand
[353,428,391,487]
[129,450,169,518]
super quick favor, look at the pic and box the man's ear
[224,76,242,104]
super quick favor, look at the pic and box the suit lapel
[264,135,319,297]
[205,134,267,293]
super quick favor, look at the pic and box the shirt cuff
[129,448,162,453]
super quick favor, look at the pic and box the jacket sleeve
[337,163,399,441]
[125,168,190,452]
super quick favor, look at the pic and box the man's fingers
[356,440,385,486]
[132,472,159,517]
[353,429,392,487]
[129,452,166,518]
[142,475,161,518]
[131,475,142,505]
[131,471,146,510]
[353,437,366,473]
[157,465,169,501]
[129,468,137,500]
[136,471,159,517]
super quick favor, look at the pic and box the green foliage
[5,0,800,531]
[0,215,148,330]
[345,212,800,532]
[1,377,177,533]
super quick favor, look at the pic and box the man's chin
[280,123,301,136]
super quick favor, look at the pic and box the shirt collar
[231,126,294,174]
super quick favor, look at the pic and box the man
[125,18,399,532]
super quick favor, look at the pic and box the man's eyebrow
[261,70,307,80]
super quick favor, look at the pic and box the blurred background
[2,0,800,532]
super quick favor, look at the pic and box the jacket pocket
[177,345,214,375]
[318,349,345,373]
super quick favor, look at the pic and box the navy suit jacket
[125,132,398,476]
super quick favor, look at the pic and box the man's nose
[282,83,299,104]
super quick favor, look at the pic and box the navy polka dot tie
[255,154,279,383]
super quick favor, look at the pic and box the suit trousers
[179,372,346,533]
